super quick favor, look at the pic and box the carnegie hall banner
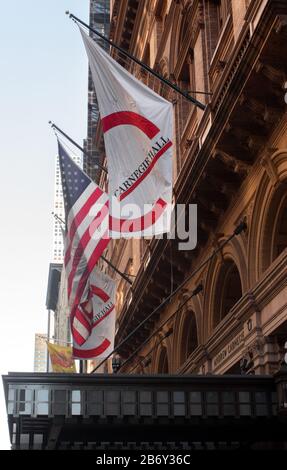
[80,29,173,237]
[72,268,117,360]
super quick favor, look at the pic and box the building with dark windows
[46,263,62,314]
[45,262,71,349]
[2,369,287,449]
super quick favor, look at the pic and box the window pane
[240,404,251,415]
[37,403,49,415]
[190,404,202,415]
[19,402,31,414]
[37,390,49,401]
[105,403,119,415]
[157,391,168,402]
[222,392,235,403]
[33,434,43,449]
[72,390,81,402]
[173,391,185,403]
[239,391,250,402]
[20,434,29,447]
[72,403,81,415]
[223,404,235,416]
[87,403,103,415]
[255,392,267,402]
[122,404,136,415]
[157,404,169,416]
[140,404,152,416]
[122,391,136,403]
[174,404,185,416]
[206,392,218,403]
[255,404,268,416]
[20,389,32,401]
[54,403,66,415]
[8,388,15,401]
[106,391,120,402]
[190,392,201,403]
[54,390,66,402]
[87,390,103,402]
[206,404,219,416]
[8,402,14,414]
[140,391,152,402]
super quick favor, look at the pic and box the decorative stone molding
[212,29,250,114]
[261,149,280,187]
[245,292,261,314]
[243,197,255,237]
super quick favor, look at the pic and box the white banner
[80,29,173,236]
[73,268,116,360]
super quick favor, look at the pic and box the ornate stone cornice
[173,0,203,80]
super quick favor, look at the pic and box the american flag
[58,141,110,346]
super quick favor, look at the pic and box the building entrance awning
[3,371,287,450]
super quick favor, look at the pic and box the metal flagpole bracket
[49,121,108,174]
[52,212,65,226]
[67,12,207,111]
[101,255,133,285]
[234,219,247,235]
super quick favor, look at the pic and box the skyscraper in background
[50,151,82,350]
[83,0,110,181]
[52,152,82,262]
[33,334,47,372]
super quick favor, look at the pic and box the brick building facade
[88,0,287,376]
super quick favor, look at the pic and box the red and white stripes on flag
[58,142,111,356]
[80,28,174,237]
[72,268,117,360]
[66,197,110,349]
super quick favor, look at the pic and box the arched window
[271,193,287,261]
[153,0,167,49]
[180,311,198,364]
[176,59,194,134]
[174,5,195,141]
[158,347,169,374]
[213,260,242,328]
[205,0,232,61]
[261,182,287,273]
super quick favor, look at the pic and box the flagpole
[52,213,133,285]
[100,254,133,285]
[129,328,173,373]
[66,12,207,111]
[49,121,108,174]
[46,309,51,372]
[51,212,65,226]
[90,220,247,374]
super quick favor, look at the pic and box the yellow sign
[47,343,76,373]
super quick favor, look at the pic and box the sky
[0,1,89,450]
